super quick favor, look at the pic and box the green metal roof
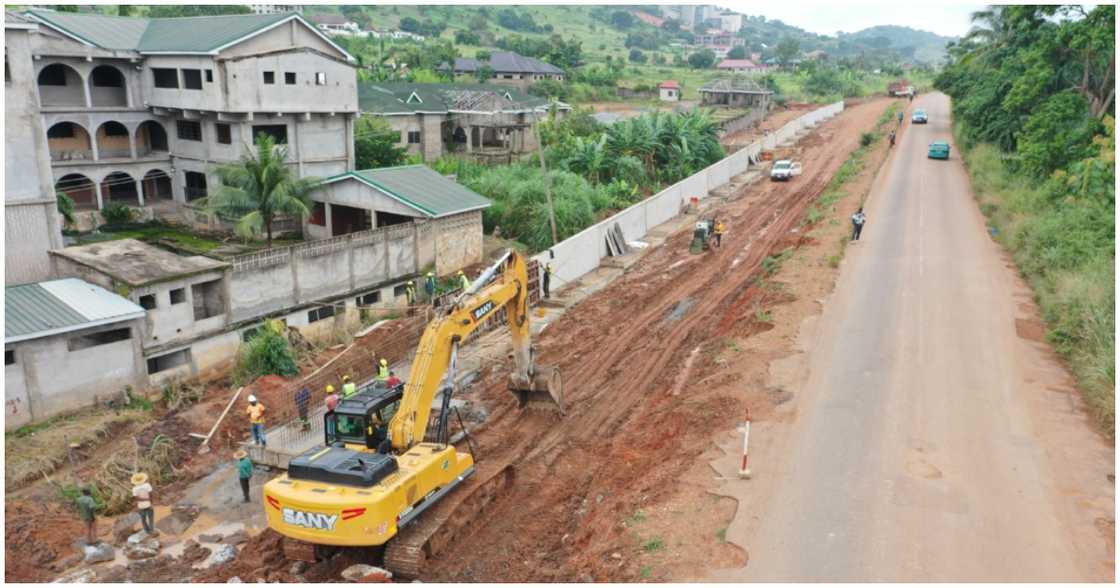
[323,165,491,219]
[6,278,146,344]
[24,9,327,55]
[358,82,562,115]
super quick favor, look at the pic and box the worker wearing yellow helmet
[377,358,390,381]
[424,271,437,300]
[457,269,469,291]
[405,280,416,306]
[341,374,357,399]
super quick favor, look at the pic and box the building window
[216,123,232,145]
[252,124,287,144]
[205,69,213,83]
[407,131,421,144]
[393,284,409,297]
[263,71,275,84]
[315,72,326,85]
[191,279,224,320]
[177,120,202,141]
[357,291,380,306]
[182,68,203,90]
[152,68,179,88]
[47,122,76,138]
[68,327,131,351]
[139,294,157,310]
[5,56,10,85]
[307,305,335,323]
[185,171,208,201]
[169,288,187,304]
[309,202,326,226]
[90,67,122,87]
[285,72,296,85]
[146,348,191,374]
[5,350,14,365]
[103,121,128,136]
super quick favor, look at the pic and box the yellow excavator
[263,250,563,578]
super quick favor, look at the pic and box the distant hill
[839,25,954,65]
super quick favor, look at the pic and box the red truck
[887,79,914,97]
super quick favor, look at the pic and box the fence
[532,101,844,290]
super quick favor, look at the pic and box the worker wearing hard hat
[424,271,437,302]
[457,270,470,291]
[341,374,357,399]
[247,394,267,446]
[377,358,390,381]
[324,385,340,440]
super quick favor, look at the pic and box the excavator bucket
[508,365,564,414]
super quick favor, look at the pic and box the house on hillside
[717,59,769,74]
[699,78,773,109]
[14,8,358,232]
[309,164,490,273]
[659,81,681,102]
[358,82,570,163]
[310,13,359,35]
[441,51,565,91]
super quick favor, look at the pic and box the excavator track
[383,462,515,579]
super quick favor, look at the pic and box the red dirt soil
[423,100,891,582]
[5,500,87,582]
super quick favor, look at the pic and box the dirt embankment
[423,99,892,582]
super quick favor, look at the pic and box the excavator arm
[388,251,563,451]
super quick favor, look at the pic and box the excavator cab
[324,383,404,451]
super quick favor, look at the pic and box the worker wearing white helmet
[247,393,266,446]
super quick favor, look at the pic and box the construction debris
[81,542,115,564]
[341,564,393,583]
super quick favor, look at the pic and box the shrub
[860,132,874,147]
[100,202,135,225]
[234,321,300,384]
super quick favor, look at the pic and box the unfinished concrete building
[18,8,357,229]
[5,278,147,429]
[442,51,565,92]
[699,78,774,109]
[358,82,570,163]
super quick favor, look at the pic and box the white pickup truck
[770,160,803,181]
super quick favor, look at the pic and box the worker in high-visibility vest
[405,280,416,305]
[457,270,469,291]
[377,358,389,381]
[341,375,357,399]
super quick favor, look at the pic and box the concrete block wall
[534,102,844,288]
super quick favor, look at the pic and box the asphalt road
[730,92,1110,581]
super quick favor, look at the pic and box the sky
[711,1,983,38]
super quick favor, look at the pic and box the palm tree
[202,134,319,248]
[564,135,607,184]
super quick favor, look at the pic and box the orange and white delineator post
[738,409,752,479]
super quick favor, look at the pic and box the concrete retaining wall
[534,101,843,287]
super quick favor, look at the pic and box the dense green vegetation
[935,5,1114,435]
[428,108,724,251]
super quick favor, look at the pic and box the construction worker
[235,450,253,503]
[377,358,390,381]
[851,207,867,241]
[897,110,904,126]
[341,375,357,399]
[457,270,470,291]
[75,486,100,545]
[324,385,339,439]
[386,371,402,389]
[130,472,155,535]
[405,280,416,305]
[424,271,437,302]
[247,395,266,446]
[542,263,553,299]
[889,130,896,147]
[713,219,725,248]
[295,386,311,431]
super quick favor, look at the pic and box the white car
[770,160,803,181]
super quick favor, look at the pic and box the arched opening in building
[46,121,92,161]
[95,121,131,159]
[55,173,97,210]
[88,65,127,107]
[135,120,168,155]
[101,171,139,206]
[37,63,85,107]
[142,169,173,202]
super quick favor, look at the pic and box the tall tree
[354,117,407,170]
[776,36,800,66]
[203,134,318,247]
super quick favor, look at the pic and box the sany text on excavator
[262,250,562,578]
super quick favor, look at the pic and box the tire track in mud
[427,101,888,582]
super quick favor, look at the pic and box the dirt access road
[424,99,893,581]
[714,92,1115,581]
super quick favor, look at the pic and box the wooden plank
[197,386,243,454]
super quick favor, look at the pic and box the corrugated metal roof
[323,165,491,219]
[448,51,563,75]
[26,9,147,49]
[5,278,145,343]
[358,82,563,115]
